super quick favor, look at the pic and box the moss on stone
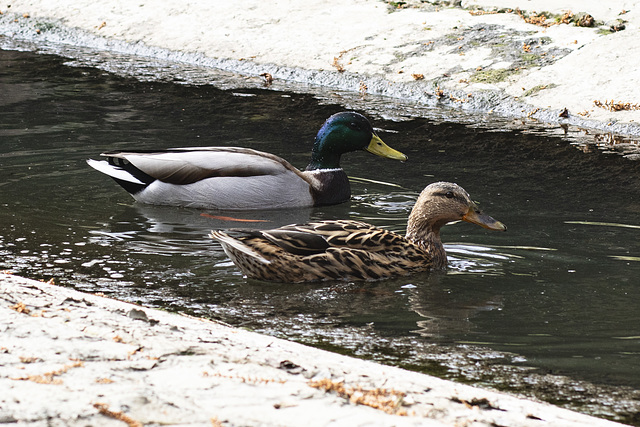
[520,53,540,64]
[469,68,514,83]
[522,83,556,97]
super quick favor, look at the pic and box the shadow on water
[2,48,640,423]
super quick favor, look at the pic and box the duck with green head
[87,111,407,210]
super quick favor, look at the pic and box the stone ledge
[0,273,626,426]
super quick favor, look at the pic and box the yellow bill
[365,134,408,161]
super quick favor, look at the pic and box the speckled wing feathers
[260,229,330,256]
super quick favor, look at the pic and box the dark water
[2,48,640,422]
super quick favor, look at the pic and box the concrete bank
[1,0,640,136]
[0,273,628,426]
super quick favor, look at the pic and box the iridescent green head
[305,112,407,170]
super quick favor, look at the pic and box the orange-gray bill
[462,207,507,231]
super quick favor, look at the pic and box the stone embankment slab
[1,0,640,135]
[0,273,627,426]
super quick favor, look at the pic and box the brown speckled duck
[210,182,506,282]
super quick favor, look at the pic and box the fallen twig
[93,403,143,427]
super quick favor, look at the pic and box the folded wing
[103,147,301,185]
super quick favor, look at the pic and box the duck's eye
[347,122,362,131]
[445,191,455,199]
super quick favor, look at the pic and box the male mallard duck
[210,182,507,282]
[87,112,407,210]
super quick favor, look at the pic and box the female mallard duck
[210,182,507,282]
[87,112,407,210]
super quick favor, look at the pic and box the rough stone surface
[0,273,628,426]
[0,0,639,135]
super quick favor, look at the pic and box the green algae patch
[520,52,542,65]
[469,68,515,84]
[523,83,557,97]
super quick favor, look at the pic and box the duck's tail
[87,159,148,194]
[209,230,271,265]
